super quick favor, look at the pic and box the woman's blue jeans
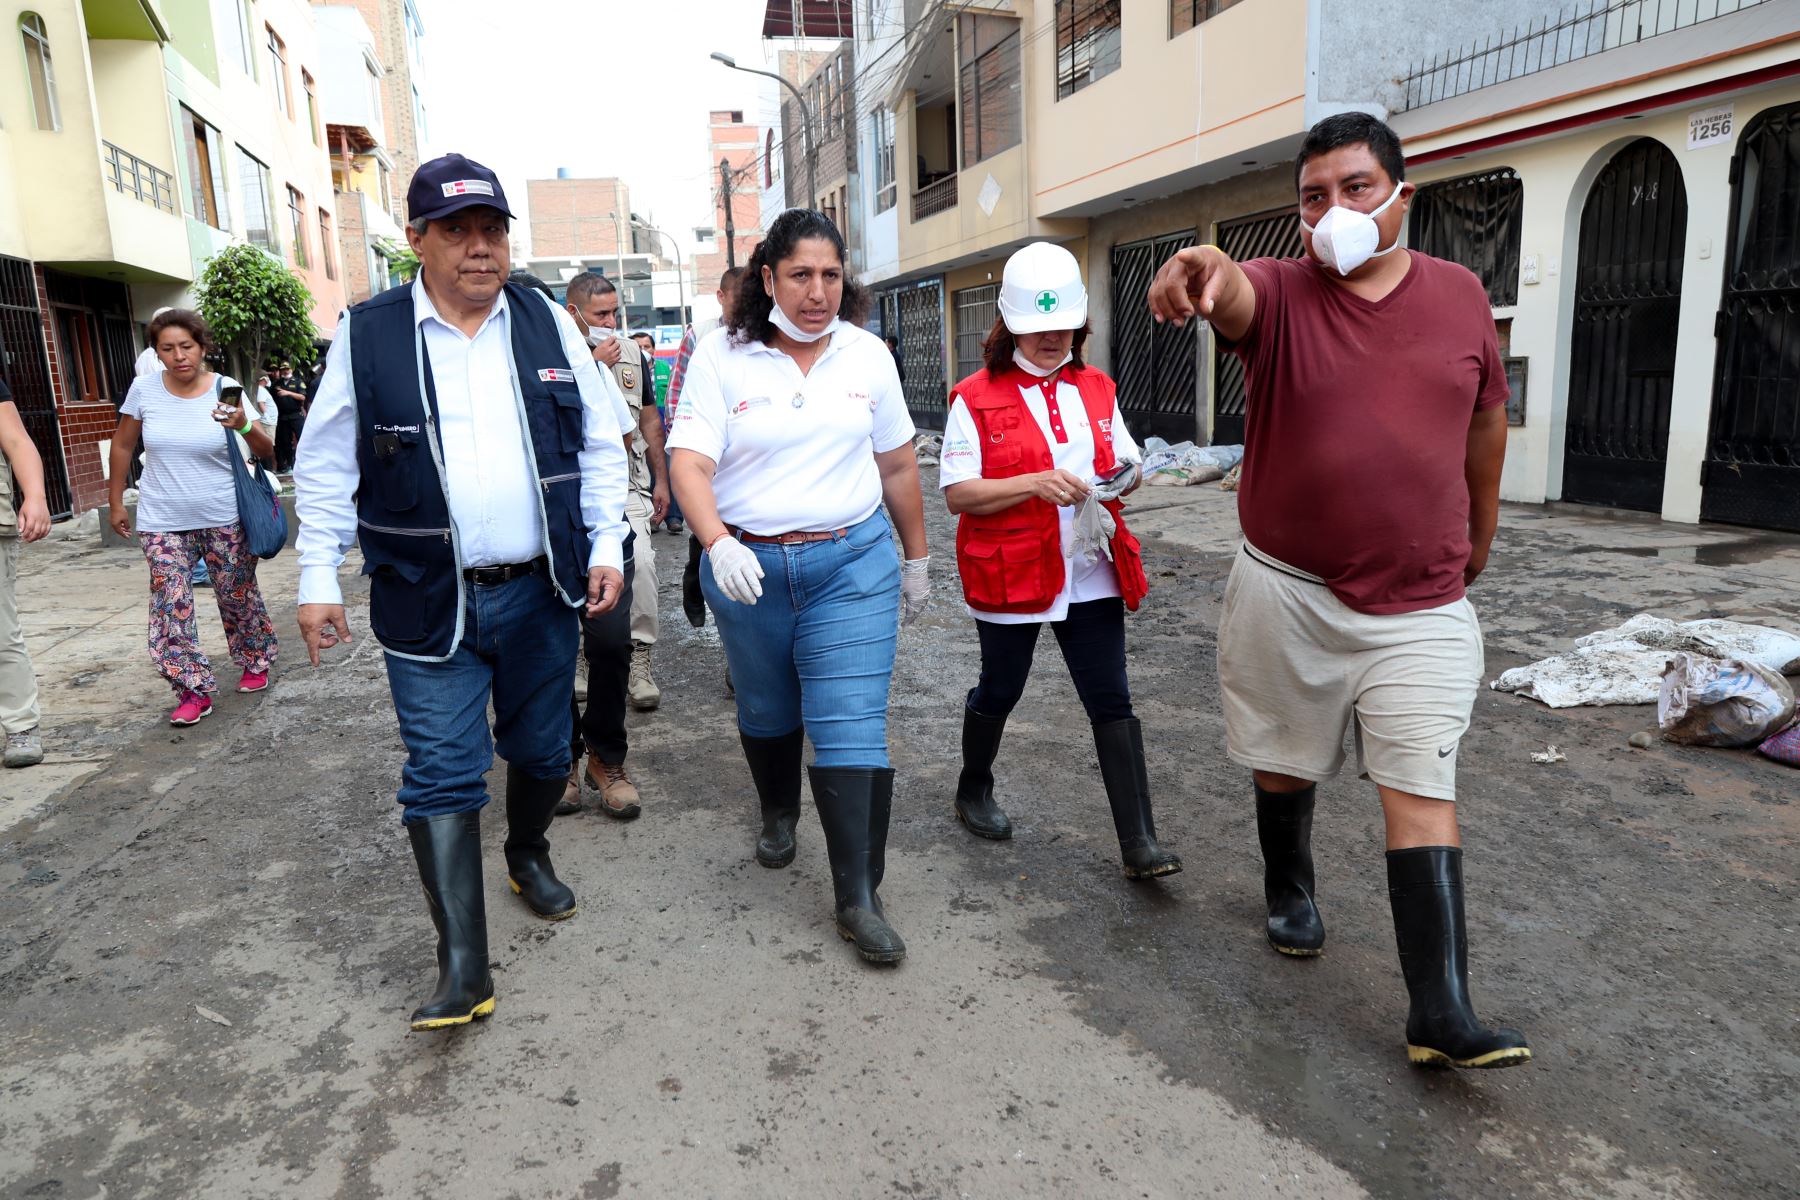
[702,510,901,768]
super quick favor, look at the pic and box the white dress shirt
[294,280,631,607]
[667,324,914,534]
[938,378,1141,625]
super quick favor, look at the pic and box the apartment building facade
[312,2,405,303]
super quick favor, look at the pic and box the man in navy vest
[293,153,631,1032]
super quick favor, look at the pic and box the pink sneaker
[237,669,270,694]
[169,692,213,725]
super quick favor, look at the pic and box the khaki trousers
[0,534,41,733]
[625,490,658,646]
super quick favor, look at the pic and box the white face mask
[587,325,615,342]
[1300,181,1406,276]
[1012,347,1072,378]
[768,302,840,345]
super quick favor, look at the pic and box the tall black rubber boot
[953,706,1013,840]
[1388,847,1532,1069]
[809,765,905,965]
[1092,718,1182,880]
[406,811,496,1031]
[504,765,577,920]
[1257,782,1324,956]
[682,534,706,627]
[742,727,804,868]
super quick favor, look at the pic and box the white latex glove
[1094,461,1141,502]
[707,535,765,605]
[900,555,931,627]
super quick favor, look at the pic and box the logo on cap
[1035,290,1059,314]
[442,179,496,198]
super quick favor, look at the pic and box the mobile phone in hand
[1097,461,1135,488]
[215,384,244,421]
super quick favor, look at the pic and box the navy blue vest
[346,281,591,660]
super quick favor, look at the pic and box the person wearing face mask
[668,208,929,967]
[1146,112,1524,1071]
[939,242,1174,882]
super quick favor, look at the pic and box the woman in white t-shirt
[107,309,279,727]
[669,209,929,967]
[940,242,1179,881]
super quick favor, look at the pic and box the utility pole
[720,159,736,270]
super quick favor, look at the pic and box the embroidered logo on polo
[731,397,772,416]
[372,423,421,434]
[537,368,575,383]
[441,180,495,198]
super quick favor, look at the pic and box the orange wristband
[705,530,733,553]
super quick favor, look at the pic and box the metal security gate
[883,281,947,430]
[1211,208,1302,446]
[1110,231,1198,443]
[952,284,998,384]
[1563,138,1687,513]
[0,255,72,517]
[1702,103,1800,532]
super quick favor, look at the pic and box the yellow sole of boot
[509,877,577,921]
[1272,942,1324,958]
[1407,1043,1532,1069]
[411,996,496,1031]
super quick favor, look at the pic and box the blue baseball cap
[406,153,515,223]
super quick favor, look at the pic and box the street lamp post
[632,219,690,328]
[710,50,815,213]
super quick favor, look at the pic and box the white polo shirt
[939,377,1141,625]
[668,324,915,535]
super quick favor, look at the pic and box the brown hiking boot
[586,759,643,820]
[554,760,582,816]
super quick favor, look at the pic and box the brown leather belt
[734,527,848,546]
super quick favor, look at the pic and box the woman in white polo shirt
[669,209,929,966]
[940,242,1179,881]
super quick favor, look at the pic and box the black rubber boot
[809,765,905,965]
[1257,782,1324,956]
[1093,718,1182,880]
[504,765,577,920]
[406,812,495,1031]
[953,706,1013,840]
[682,534,706,628]
[1388,847,1531,1069]
[742,727,804,868]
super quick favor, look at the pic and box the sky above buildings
[422,0,793,253]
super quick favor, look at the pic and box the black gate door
[1701,103,1800,532]
[0,255,72,517]
[1211,207,1302,446]
[888,280,947,430]
[1110,231,1198,444]
[1563,138,1687,512]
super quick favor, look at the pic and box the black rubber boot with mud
[407,811,496,1031]
[953,706,1013,840]
[809,765,906,965]
[1388,846,1532,1069]
[1093,718,1182,879]
[742,727,804,868]
[504,765,577,920]
[1257,782,1324,956]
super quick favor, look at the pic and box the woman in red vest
[939,242,1178,880]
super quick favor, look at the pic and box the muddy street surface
[2,478,1796,1199]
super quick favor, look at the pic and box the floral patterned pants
[140,524,278,697]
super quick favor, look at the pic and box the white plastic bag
[1070,492,1116,565]
[1657,653,1797,747]
[1577,614,1800,676]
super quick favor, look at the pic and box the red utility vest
[952,365,1150,615]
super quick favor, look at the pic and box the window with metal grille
[266,26,290,116]
[288,187,309,269]
[960,15,1021,167]
[871,109,896,212]
[182,107,228,231]
[1056,0,1121,100]
[1170,0,1243,37]
[20,14,59,131]
[238,148,276,252]
[953,285,998,382]
[1409,168,1523,307]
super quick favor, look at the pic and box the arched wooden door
[1562,138,1688,512]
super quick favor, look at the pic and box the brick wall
[35,265,117,515]
[336,189,374,303]
[527,178,631,259]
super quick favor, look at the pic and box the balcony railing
[1395,0,1771,112]
[103,142,177,214]
[912,174,958,222]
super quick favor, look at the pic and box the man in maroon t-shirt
[1148,113,1528,1071]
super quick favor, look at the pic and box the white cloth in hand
[708,535,765,605]
[900,555,932,627]
[1071,493,1117,565]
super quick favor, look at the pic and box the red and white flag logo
[441,179,495,198]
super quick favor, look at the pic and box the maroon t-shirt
[1225,253,1508,615]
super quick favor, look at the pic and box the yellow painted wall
[7,1,111,265]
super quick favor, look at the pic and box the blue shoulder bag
[217,379,289,559]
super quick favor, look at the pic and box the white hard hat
[997,242,1087,334]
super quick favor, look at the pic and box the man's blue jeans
[384,572,578,825]
[702,510,900,768]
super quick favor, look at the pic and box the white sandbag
[1491,646,1674,708]
[1657,653,1797,747]
[1576,613,1800,675]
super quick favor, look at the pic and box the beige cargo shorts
[1216,545,1484,801]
